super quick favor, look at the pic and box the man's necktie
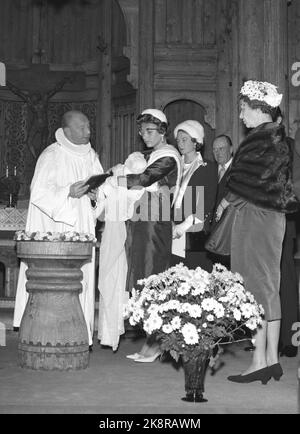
[218,165,226,182]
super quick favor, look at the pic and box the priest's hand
[69,181,89,199]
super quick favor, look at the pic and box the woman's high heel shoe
[134,352,161,363]
[268,363,283,381]
[227,366,272,385]
[126,352,142,360]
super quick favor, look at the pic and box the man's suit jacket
[215,163,232,208]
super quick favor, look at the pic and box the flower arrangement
[124,263,264,362]
[14,230,96,243]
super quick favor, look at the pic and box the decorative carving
[6,77,72,159]
[0,208,27,230]
[3,101,27,182]
[0,99,97,199]
[97,35,108,55]
[118,0,139,89]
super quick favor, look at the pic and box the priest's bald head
[62,110,90,145]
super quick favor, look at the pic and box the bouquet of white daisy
[124,263,264,362]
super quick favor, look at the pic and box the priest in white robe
[13,110,104,346]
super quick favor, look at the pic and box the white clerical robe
[13,128,104,345]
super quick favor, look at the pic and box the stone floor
[0,331,299,414]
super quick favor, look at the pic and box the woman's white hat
[141,109,168,124]
[240,80,282,108]
[174,120,204,144]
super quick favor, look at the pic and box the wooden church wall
[0,0,135,193]
[152,0,218,161]
[0,0,33,64]
[154,0,216,45]
[45,1,101,65]
[0,0,101,66]
[1,0,299,187]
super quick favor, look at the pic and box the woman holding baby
[107,109,182,361]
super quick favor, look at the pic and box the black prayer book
[84,172,112,192]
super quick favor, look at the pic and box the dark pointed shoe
[194,392,208,403]
[268,363,283,381]
[227,366,272,385]
[181,392,208,403]
[181,392,195,402]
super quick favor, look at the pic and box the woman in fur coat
[216,80,298,384]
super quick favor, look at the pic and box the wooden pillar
[230,0,240,150]
[231,0,288,146]
[97,0,112,171]
[263,0,289,125]
[216,0,235,139]
[138,0,154,113]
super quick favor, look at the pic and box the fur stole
[227,122,299,213]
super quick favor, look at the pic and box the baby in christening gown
[97,152,147,351]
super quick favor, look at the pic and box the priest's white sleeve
[30,148,76,227]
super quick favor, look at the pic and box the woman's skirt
[125,220,172,292]
[231,201,285,321]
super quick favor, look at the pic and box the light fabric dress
[13,128,104,345]
[97,146,182,351]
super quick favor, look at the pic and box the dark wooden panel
[112,94,137,167]
[193,0,204,44]
[203,0,216,45]
[112,0,127,56]
[154,0,216,47]
[181,0,194,44]
[45,1,101,64]
[154,0,167,43]
[166,0,182,43]
[0,0,33,64]
[138,0,154,111]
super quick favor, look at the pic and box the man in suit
[212,135,233,208]
[207,135,234,270]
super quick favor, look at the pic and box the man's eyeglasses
[138,128,159,136]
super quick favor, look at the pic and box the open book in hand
[84,172,112,192]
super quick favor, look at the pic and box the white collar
[55,128,92,156]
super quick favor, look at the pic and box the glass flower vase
[182,351,210,403]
